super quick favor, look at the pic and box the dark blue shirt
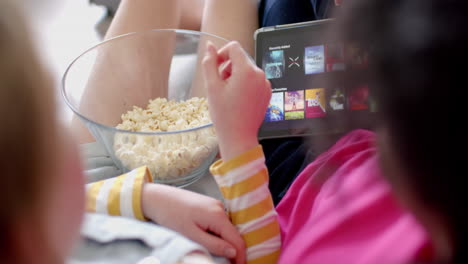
[259,0,335,27]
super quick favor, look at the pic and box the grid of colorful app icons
[345,43,369,69]
[264,86,372,122]
[262,42,374,123]
[305,88,326,118]
[265,92,285,122]
[348,84,369,111]
[264,85,372,122]
[328,86,346,111]
[304,45,325,75]
[305,43,353,75]
[325,43,346,72]
[262,42,368,79]
[263,50,285,79]
[284,91,305,120]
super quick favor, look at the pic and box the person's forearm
[218,135,259,162]
[141,182,173,223]
[86,166,152,220]
[210,145,281,264]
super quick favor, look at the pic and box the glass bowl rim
[61,28,229,135]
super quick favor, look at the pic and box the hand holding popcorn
[202,41,271,161]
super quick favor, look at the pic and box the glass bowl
[62,29,228,187]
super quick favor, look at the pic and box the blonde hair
[0,1,60,263]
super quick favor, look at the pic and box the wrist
[141,183,161,222]
[217,134,258,161]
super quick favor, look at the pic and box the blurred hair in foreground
[329,0,466,262]
[0,0,60,263]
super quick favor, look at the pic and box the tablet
[255,19,377,139]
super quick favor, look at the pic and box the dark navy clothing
[259,0,335,27]
[262,137,319,205]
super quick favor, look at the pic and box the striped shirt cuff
[210,145,265,177]
[210,145,281,264]
[86,166,153,221]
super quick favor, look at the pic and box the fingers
[188,200,245,263]
[264,79,272,108]
[202,41,222,90]
[202,204,246,264]
[189,226,239,261]
[203,40,258,86]
[216,41,252,73]
[219,60,232,81]
[213,219,246,264]
[265,78,272,90]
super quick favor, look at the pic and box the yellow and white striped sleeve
[210,145,281,264]
[85,166,153,221]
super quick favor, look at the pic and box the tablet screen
[255,20,377,139]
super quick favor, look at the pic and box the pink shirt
[276,130,433,263]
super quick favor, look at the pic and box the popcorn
[113,97,217,181]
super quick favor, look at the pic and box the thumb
[189,227,238,260]
[202,41,221,90]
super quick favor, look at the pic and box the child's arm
[85,167,245,262]
[210,146,281,264]
[86,166,151,220]
[202,41,281,264]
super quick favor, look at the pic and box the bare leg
[105,0,181,39]
[190,0,259,97]
[72,0,183,143]
[72,0,257,142]
[201,0,258,55]
[105,0,204,38]
[180,0,205,31]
